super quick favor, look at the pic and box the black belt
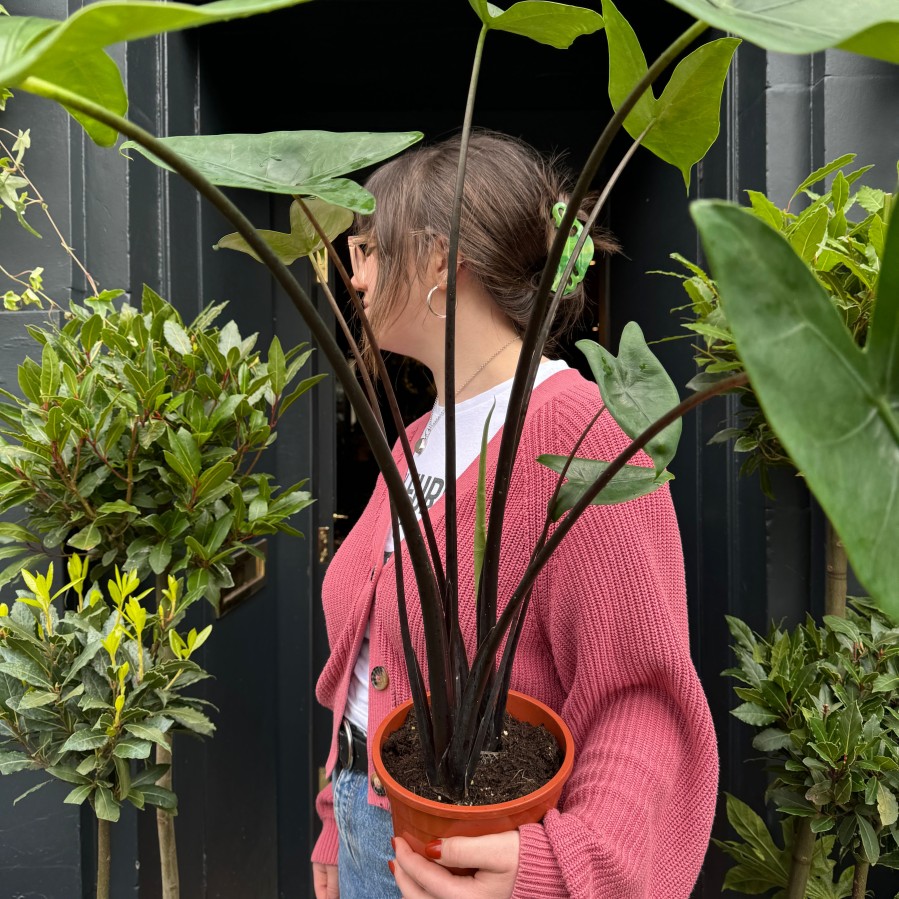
[336,718,368,773]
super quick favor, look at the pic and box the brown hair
[355,131,618,369]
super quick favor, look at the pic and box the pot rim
[371,688,575,819]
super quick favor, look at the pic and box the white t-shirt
[343,360,569,732]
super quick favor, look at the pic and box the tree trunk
[825,517,848,618]
[96,817,111,899]
[851,859,869,899]
[785,818,815,899]
[155,574,180,898]
[157,733,180,899]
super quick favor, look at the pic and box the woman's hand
[312,861,339,899]
[390,832,519,899]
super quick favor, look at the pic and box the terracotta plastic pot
[371,689,574,864]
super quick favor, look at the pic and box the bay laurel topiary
[0,286,319,609]
[0,558,213,822]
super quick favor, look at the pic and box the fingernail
[388,860,396,875]
[424,839,442,860]
[390,837,396,852]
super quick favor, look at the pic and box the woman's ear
[431,236,463,288]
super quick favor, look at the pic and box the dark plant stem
[519,374,746,614]
[451,374,747,783]
[296,197,446,600]
[22,76,453,766]
[851,858,870,899]
[96,817,111,899]
[825,517,848,618]
[480,19,709,651]
[389,506,437,783]
[306,252,384,430]
[443,25,489,746]
[784,818,814,899]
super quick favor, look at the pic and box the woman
[311,132,718,899]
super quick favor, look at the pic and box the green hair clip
[551,202,595,296]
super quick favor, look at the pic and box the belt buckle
[341,718,355,770]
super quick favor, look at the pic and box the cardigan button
[370,666,389,691]
[371,773,386,797]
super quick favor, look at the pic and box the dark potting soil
[381,708,563,805]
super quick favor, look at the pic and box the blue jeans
[333,766,401,899]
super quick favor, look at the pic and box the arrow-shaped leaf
[577,324,682,473]
[539,455,673,519]
[121,130,423,213]
[604,0,738,189]
[468,0,604,49]
[216,198,353,265]
[663,0,899,64]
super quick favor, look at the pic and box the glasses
[348,235,376,280]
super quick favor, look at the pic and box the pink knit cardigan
[312,369,718,897]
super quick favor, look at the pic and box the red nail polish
[388,860,396,875]
[424,839,442,860]
[390,837,396,852]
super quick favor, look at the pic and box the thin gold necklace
[414,335,521,455]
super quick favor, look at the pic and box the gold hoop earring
[426,284,447,319]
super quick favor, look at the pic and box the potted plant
[1,0,896,888]
[0,557,215,899]
[666,162,899,897]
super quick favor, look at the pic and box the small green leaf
[140,783,177,811]
[789,205,829,263]
[163,319,192,356]
[61,729,109,752]
[577,323,682,472]
[0,749,38,774]
[124,723,170,748]
[878,782,899,827]
[112,738,153,760]
[538,455,673,519]
[746,190,784,231]
[97,500,140,515]
[149,540,173,576]
[63,783,94,805]
[68,523,101,551]
[166,706,215,736]
[469,0,604,49]
[731,701,778,726]
[268,336,287,396]
[93,784,120,822]
[215,198,353,265]
[857,815,879,865]
[18,689,58,709]
[752,727,793,752]
[13,780,49,805]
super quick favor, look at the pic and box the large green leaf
[0,1,312,88]
[604,0,739,189]
[691,200,899,620]
[215,198,353,265]
[468,0,604,48]
[120,130,424,213]
[538,455,673,519]
[663,0,899,64]
[36,48,127,147]
[577,323,682,473]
